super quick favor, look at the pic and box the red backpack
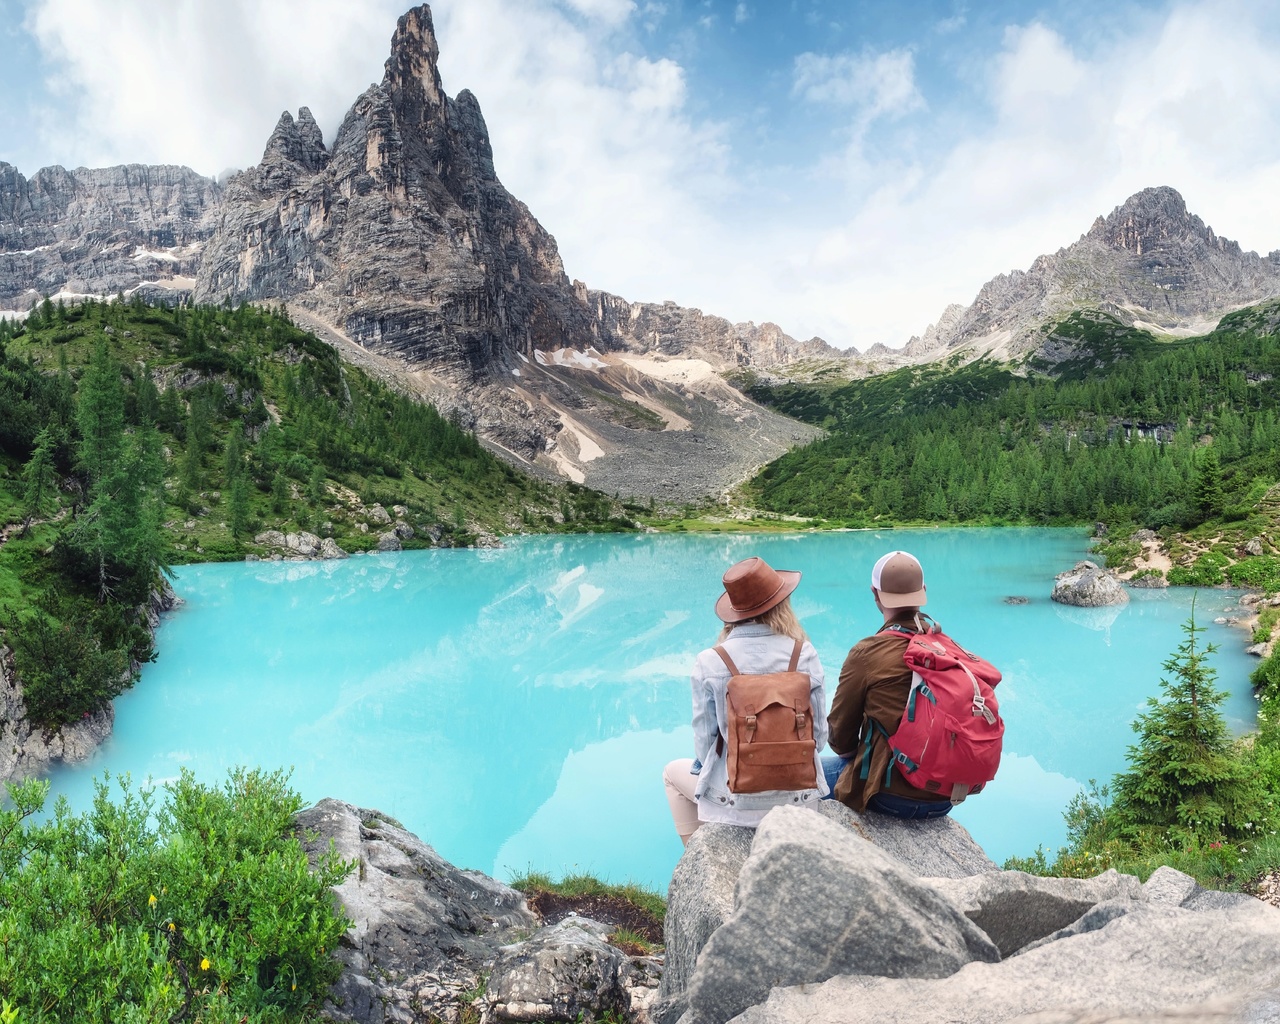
[881,620,1003,803]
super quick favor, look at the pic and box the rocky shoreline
[0,581,181,783]
[296,798,1280,1024]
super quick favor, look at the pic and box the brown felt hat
[715,556,801,623]
[871,550,927,608]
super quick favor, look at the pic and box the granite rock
[925,868,1144,957]
[295,798,535,1023]
[659,823,755,1001]
[1052,560,1130,607]
[660,802,995,1006]
[733,901,1280,1024]
[482,916,660,1024]
[684,806,999,1024]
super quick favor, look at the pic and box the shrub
[1167,551,1229,587]
[1226,556,1280,593]
[0,767,353,1023]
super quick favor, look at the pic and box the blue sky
[2,0,1279,350]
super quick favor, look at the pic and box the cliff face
[0,163,221,308]
[586,289,841,367]
[909,186,1280,362]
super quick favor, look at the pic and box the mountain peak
[383,5,446,129]
[261,108,327,174]
[1086,185,1227,257]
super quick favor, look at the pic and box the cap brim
[878,586,926,608]
[715,570,802,622]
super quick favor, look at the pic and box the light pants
[662,758,702,845]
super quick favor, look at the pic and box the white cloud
[559,0,636,24]
[24,0,407,174]
[734,3,750,25]
[793,48,925,130]
[766,1,1280,349]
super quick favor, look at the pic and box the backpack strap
[857,718,893,788]
[716,641,802,675]
[878,613,939,636]
[713,646,740,675]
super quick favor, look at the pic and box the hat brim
[877,585,926,609]
[715,570,802,623]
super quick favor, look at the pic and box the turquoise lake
[42,528,1260,890]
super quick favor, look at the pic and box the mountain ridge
[904,185,1280,365]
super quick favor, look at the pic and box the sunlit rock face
[194,5,597,379]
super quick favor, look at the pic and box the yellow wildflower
[148,894,157,907]
[168,922,176,932]
[200,958,210,971]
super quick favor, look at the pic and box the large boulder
[733,901,1280,1024]
[683,806,999,1024]
[817,801,997,879]
[1051,560,1129,607]
[924,868,1144,957]
[659,824,755,1002]
[658,803,994,1008]
[482,916,660,1024]
[319,537,349,560]
[295,799,536,1023]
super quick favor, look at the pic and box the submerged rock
[1051,560,1129,607]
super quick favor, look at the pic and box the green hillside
[744,304,1280,531]
[0,297,633,727]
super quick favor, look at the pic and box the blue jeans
[820,755,952,819]
[821,755,850,795]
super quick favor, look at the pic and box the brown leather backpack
[714,641,819,794]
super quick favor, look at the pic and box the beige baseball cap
[871,550,926,608]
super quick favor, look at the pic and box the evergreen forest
[741,304,1280,532]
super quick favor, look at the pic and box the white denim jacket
[689,622,829,825]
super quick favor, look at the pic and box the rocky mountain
[0,163,221,309]
[905,186,1280,365]
[0,5,825,499]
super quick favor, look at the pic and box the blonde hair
[717,596,808,644]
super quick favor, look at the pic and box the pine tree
[1193,447,1224,522]
[228,473,251,539]
[1112,609,1260,837]
[271,472,289,514]
[20,428,59,534]
[75,339,125,488]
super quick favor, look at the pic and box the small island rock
[1052,561,1129,607]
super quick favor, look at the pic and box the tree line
[745,306,1280,528]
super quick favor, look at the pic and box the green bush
[0,767,353,1023]
[6,591,152,726]
[1167,551,1229,587]
[1225,556,1280,592]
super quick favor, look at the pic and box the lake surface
[42,529,1259,889]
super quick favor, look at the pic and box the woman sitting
[662,555,829,845]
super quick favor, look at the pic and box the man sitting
[824,550,954,819]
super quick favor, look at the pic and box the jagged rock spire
[261,108,328,173]
[383,5,447,132]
